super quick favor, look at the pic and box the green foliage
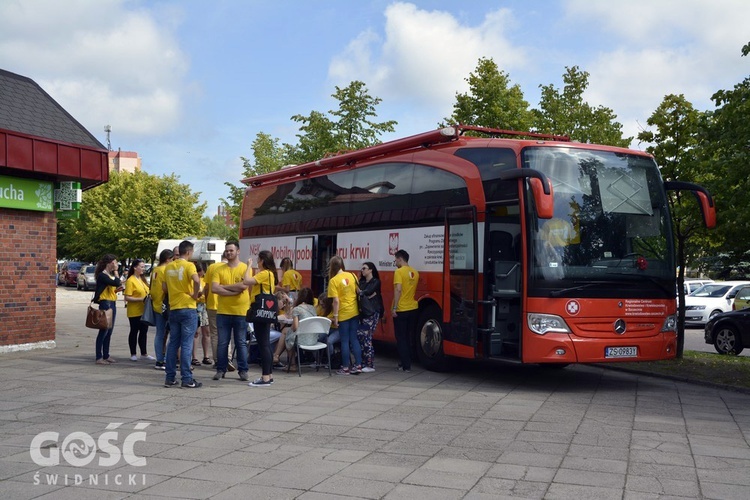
[701,42,750,274]
[202,214,236,241]
[637,94,712,355]
[443,57,533,131]
[533,66,631,147]
[224,80,396,224]
[57,170,206,262]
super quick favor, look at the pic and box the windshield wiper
[550,281,613,297]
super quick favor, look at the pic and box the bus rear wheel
[416,305,452,371]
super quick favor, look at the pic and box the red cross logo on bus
[566,300,580,316]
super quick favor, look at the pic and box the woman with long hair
[124,258,154,361]
[149,249,173,370]
[94,254,121,364]
[356,261,383,372]
[327,255,362,375]
[243,250,278,387]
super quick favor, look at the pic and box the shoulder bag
[141,295,156,326]
[246,271,279,323]
[353,273,376,317]
[86,301,112,330]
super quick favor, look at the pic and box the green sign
[0,175,53,212]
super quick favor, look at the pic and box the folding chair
[293,317,332,377]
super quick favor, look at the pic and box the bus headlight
[527,313,571,335]
[661,314,676,332]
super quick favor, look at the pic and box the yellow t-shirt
[164,259,198,310]
[328,272,359,322]
[125,275,150,318]
[394,265,419,312]
[98,273,119,302]
[249,269,275,304]
[149,264,168,311]
[213,262,250,316]
[204,261,223,311]
[282,269,303,291]
[197,276,206,305]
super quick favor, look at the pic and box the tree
[443,57,533,131]
[701,42,750,275]
[223,80,397,225]
[222,132,288,230]
[201,214,235,240]
[638,94,710,357]
[533,66,631,147]
[57,170,206,262]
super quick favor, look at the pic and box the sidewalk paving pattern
[0,288,748,499]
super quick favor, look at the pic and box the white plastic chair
[293,317,332,377]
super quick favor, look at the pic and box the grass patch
[611,350,750,390]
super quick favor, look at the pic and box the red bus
[239,126,715,370]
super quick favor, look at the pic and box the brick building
[0,69,108,352]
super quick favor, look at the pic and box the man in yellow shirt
[392,249,419,372]
[162,240,202,388]
[204,251,227,367]
[211,240,250,381]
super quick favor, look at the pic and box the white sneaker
[360,367,375,373]
[130,355,138,362]
[141,355,155,361]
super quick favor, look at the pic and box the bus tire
[416,305,452,372]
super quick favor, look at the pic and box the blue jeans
[166,308,197,383]
[95,301,116,360]
[153,311,168,363]
[323,328,340,360]
[216,314,248,373]
[339,316,362,369]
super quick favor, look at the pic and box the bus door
[313,234,337,296]
[485,202,522,359]
[442,206,479,354]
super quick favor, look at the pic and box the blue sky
[1,0,748,216]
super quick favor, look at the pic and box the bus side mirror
[530,178,554,220]
[497,168,555,219]
[664,181,716,229]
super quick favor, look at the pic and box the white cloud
[0,0,188,136]
[329,2,527,118]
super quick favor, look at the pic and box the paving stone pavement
[0,288,748,499]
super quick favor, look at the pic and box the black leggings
[253,321,273,376]
[128,316,149,356]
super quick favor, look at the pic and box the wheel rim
[420,319,443,358]
[716,328,736,353]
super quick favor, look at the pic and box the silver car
[76,265,97,291]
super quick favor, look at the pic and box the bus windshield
[523,147,674,294]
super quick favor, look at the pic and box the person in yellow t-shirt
[328,255,362,375]
[243,250,277,387]
[149,248,174,370]
[162,240,202,388]
[211,241,250,381]
[204,251,227,367]
[191,263,211,368]
[392,249,419,372]
[277,257,303,300]
[94,254,122,365]
[124,259,154,362]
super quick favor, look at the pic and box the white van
[156,237,225,265]
[683,278,714,296]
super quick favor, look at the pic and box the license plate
[605,346,638,358]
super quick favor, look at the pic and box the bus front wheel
[416,305,452,371]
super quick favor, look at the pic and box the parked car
[731,285,750,311]
[684,281,750,326]
[682,278,714,296]
[704,309,749,355]
[76,265,97,291]
[58,261,84,287]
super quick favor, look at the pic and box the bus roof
[241,125,572,188]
